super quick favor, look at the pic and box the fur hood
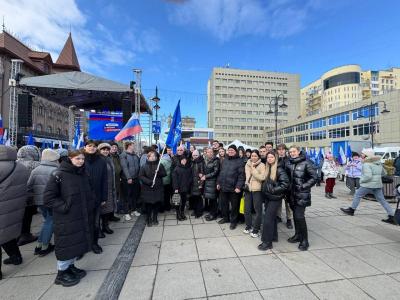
[364,156,381,164]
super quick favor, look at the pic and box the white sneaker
[124,214,132,221]
[243,227,251,234]
[250,231,259,238]
[132,211,141,217]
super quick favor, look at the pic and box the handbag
[382,175,393,184]
[170,193,181,206]
[244,174,252,192]
[239,196,245,214]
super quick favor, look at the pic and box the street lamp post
[267,93,287,147]
[358,100,390,148]
[152,86,160,144]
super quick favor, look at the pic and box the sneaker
[243,226,252,234]
[250,230,259,238]
[54,269,80,287]
[132,211,141,217]
[124,214,132,221]
[340,207,355,216]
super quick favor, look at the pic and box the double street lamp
[357,99,390,148]
[267,93,288,147]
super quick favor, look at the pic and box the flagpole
[151,146,166,188]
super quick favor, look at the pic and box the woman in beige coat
[243,150,266,237]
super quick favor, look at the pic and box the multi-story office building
[301,65,400,117]
[168,115,196,129]
[207,67,300,146]
[266,90,400,149]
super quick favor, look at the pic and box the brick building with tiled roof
[0,29,82,144]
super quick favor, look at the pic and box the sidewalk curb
[95,215,146,300]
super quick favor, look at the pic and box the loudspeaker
[122,97,132,125]
[18,93,33,127]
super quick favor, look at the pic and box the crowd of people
[0,139,398,287]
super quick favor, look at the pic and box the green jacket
[160,156,172,185]
[360,156,386,189]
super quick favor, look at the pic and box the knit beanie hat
[41,149,60,162]
[362,148,375,158]
[57,148,68,158]
[98,143,111,150]
[228,144,237,152]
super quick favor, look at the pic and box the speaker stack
[18,93,33,127]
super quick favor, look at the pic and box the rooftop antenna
[2,16,5,32]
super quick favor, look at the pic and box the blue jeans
[57,258,76,271]
[38,206,53,245]
[351,187,394,216]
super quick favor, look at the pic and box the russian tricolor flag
[115,113,142,141]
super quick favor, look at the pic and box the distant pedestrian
[341,149,397,225]
[322,153,339,198]
[345,152,362,195]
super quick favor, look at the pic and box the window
[353,123,378,136]
[328,112,349,125]
[295,123,309,132]
[323,72,360,90]
[310,118,326,129]
[284,136,294,143]
[310,130,326,140]
[328,126,350,138]
[352,104,378,120]
[296,134,308,142]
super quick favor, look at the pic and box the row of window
[214,109,287,116]
[215,86,289,93]
[33,124,67,136]
[215,117,285,123]
[214,93,288,99]
[218,133,264,138]
[215,125,263,130]
[214,73,288,81]
[279,123,379,142]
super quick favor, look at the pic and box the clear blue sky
[3,0,400,127]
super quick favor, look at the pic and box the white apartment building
[207,67,300,146]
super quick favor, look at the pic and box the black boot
[287,219,302,243]
[3,255,23,265]
[258,242,273,251]
[102,216,114,234]
[325,193,332,199]
[180,211,187,220]
[92,243,103,254]
[340,207,355,216]
[382,215,397,225]
[329,193,337,199]
[69,265,87,279]
[54,269,80,287]
[286,219,293,229]
[297,218,309,251]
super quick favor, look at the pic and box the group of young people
[1,138,397,288]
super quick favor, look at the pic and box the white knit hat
[361,148,375,158]
[41,149,60,162]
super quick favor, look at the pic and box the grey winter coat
[0,146,30,245]
[120,151,140,180]
[360,156,386,189]
[101,156,117,214]
[17,145,40,206]
[27,161,59,206]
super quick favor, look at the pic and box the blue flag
[72,120,81,149]
[27,132,35,145]
[166,101,182,154]
[346,144,352,161]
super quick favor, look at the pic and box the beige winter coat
[245,159,266,192]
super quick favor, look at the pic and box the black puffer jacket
[191,156,205,196]
[203,157,220,199]
[172,163,193,193]
[84,153,108,205]
[44,160,95,261]
[217,155,245,192]
[285,155,317,207]
[262,166,290,201]
[139,160,167,204]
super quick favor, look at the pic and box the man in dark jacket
[217,145,245,229]
[83,140,108,254]
[285,145,317,251]
[120,141,141,221]
[259,146,267,164]
[109,142,121,221]
[0,145,30,280]
[171,145,186,171]
[276,144,293,229]
[203,148,220,221]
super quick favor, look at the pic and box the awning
[19,71,152,114]
[225,139,257,150]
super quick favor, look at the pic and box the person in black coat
[44,150,94,287]
[172,156,193,221]
[258,152,290,251]
[285,145,317,251]
[139,151,167,226]
[216,145,245,230]
[276,143,293,229]
[83,140,108,254]
[202,148,220,221]
[190,150,205,218]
